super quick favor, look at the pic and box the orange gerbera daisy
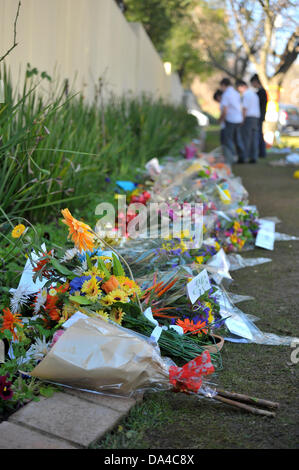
[1,308,23,340]
[61,208,95,253]
[176,318,208,335]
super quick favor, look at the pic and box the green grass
[0,64,199,225]
[204,125,221,152]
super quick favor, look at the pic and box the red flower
[1,308,23,340]
[33,251,54,279]
[176,318,208,335]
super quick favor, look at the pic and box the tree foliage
[124,0,228,85]
[227,0,299,86]
[124,0,191,52]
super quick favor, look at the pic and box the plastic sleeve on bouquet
[31,316,216,397]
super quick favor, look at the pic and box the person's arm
[220,105,227,123]
[242,93,248,120]
[220,94,228,123]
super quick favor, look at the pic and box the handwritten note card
[187,269,211,304]
[255,219,275,250]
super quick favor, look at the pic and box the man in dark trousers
[250,74,268,158]
[219,78,246,164]
[236,80,260,164]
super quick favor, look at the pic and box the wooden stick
[214,395,276,417]
[217,389,279,410]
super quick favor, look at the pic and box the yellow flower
[11,224,26,239]
[81,276,101,302]
[195,256,204,265]
[203,302,214,324]
[233,221,241,231]
[239,238,245,248]
[110,307,125,325]
[236,208,246,215]
[180,241,188,253]
[220,189,231,204]
[294,170,299,179]
[207,311,214,324]
[96,310,109,322]
[231,234,238,244]
[101,295,114,307]
[180,229,190,239]
[105,289,129,304]
[98,256,113,271]
[116,276,141,296]
[84,265,104,278]
[215,241,221,251]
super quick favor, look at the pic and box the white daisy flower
[10,284,31,314]
[60,248,79,263]
[33,288,47,315]
[73,258,88,275]
[26,336,50,361]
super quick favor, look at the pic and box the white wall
[0,0,184,104]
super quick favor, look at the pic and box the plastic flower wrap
[30,316,215,397]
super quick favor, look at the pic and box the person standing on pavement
[213,89,225,146]
[250,74,268,158]
[236,79,261,164]
[219,78,246,164]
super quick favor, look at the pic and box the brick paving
[0,389,139,449]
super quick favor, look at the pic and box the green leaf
[69,295,92,305]
[112,253,125,277]
[50,258,74,277]
[97,258,111,281]
[86,253,93,271]
[39,386,55,398]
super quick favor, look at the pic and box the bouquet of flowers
[212,206,260,253]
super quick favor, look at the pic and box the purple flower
[0,374,13,401]
[69,276,91,294]
[213,318,225,329]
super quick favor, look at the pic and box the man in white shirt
[236,79,261,163]
[219,78,246,164]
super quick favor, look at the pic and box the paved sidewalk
[0,389,139,449]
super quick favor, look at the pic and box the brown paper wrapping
[31,317,170,396]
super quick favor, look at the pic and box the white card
[187,269,211,304]
[11,243,48,295]
[145,158,161,177]
[62,311,89,329]
[255,219,275,250]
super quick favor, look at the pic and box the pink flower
[51,329,65,347]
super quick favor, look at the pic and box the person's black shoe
[237,159,245,164]
[249,159,257,164]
